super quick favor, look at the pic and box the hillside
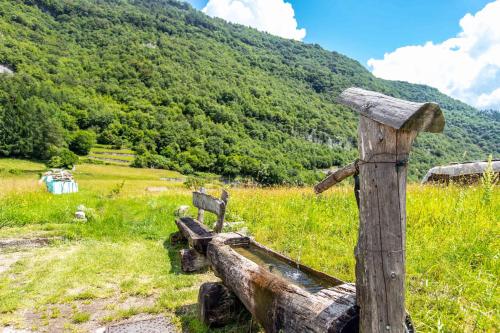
[0,0,498,184]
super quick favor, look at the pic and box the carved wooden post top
[339,87,445,133]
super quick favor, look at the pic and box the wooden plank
[193,191,224,217]
[175,217,214,254]
[314,161,358,194]
[339,87,445,133]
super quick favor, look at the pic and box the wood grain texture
[198,282,249,327]
[192,190,227,233]
[175,217,214,254]
[315,162,358,194]
[193,191,224,216]
[195,188,207,223]
[214,190,228,233]
[339,87,444,133]
[180,248,210,273]
[355,116,417,333]
[169,231,186,246]
[207,235,358,332]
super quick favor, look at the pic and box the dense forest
[0,0,498,184]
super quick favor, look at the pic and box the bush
[46,148,79,169]
[131,153,170,169]
[183,176,205,190]
[69,130,96,156]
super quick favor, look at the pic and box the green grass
[86,145,136,166]
[0,158,498,332]
[0,158,45,173]
[72,312,90,324]
[88,154,135,162]
[91,147,135,155]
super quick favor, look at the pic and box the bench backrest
[192,188,229,233]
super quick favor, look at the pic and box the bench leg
[180,248,209,273]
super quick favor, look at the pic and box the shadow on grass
[175,303,257,333]
[163,233,258,332]
[163,234,186,275]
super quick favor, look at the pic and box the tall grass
[0,159,498,332]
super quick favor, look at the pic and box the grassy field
[86,145,136,166]
[0,158,498,332]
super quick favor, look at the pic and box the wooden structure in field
[174,188,228,272]
[172,87,444,332]
[317,87,444,332]
[422,160,499,184]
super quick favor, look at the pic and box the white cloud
[368,0,500,110]
[202,0,306,41]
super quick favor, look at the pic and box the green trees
[0,0,497,184]
[0,75,63,160]
[69,130,96,156]
[46,148,79,169]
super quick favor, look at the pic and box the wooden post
[198,282,249,327]
[180,248,210,273]
[338,88,445,333]
[214,189,228,233]
[197,187,206,223]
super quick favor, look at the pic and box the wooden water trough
[172,88,445,332]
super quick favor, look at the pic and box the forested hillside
[0,0,498,184]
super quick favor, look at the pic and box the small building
[421,160,500,185]
[41,169,78,194]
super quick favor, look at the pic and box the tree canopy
[0,0,498,184]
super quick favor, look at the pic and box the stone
[175,205,189,217]
[75,211,86,220]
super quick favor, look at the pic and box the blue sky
[186,1,500,109]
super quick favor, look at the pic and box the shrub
[46,148,79,169]
[69,130,96,156]
[131,153,170,169]
[183,176,205,190]
[72,312,90,324]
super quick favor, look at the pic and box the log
[169,231,187,246]
[180,248,209,273]
[353,118,417,333]
[339,87,444,133]
[315,161,358,194]
[175,217,214,254]
[207,235,358,333]
[338,88,444,333]
[198,282,249,327]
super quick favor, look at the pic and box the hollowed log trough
[206,233,359,332]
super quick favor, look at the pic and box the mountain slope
[0,0,498,184]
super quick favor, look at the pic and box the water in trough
[233,245,339,293]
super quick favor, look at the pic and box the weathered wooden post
[197,187,207,223]
[338,88,445,333]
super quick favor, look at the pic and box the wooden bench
[174,188,229,272]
